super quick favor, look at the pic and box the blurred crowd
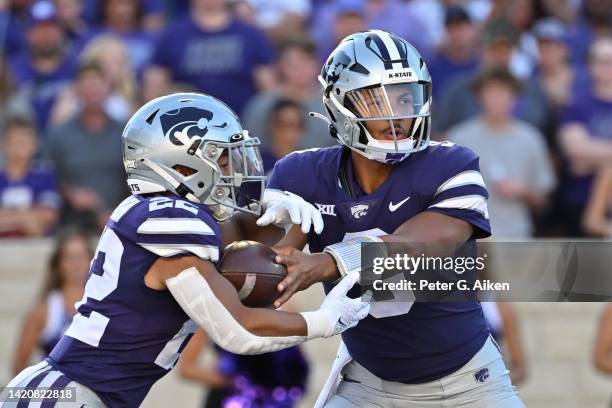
[1,0,612,239]
[2,0,612,405]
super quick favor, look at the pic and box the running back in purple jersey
[267,142,492,384]
[47,193,221,407]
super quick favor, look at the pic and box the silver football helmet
[122,93,265,221]
[317,30,432,164]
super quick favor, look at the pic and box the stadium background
[0,0,611,406]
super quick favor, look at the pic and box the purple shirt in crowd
[151,16,275,115]
[8,52,77,130]
[559,90,612,207]
[0,163,60,236]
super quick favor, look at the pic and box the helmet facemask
[198,133,266,221]
[341,81,431,164]
[138,130,265,222]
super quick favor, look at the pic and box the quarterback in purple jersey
[268,31,526,407]
[1,93,370,408]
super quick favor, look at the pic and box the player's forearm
[274,224,308,250]
[238,307,307,337]
[166,266,315,354]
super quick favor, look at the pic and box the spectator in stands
[99,0,157,74]
[428,5,480,100]
[179,328,309,407]
[0,56,14,129]
[235,0,312,45]
[557,37,612,236]
[145,0,275,115]
[6,0,78,130]
[448,67,556,238]
[83,0,166,33]
[583,166,612,237]
[568,0,612,66]
[45,62,129,232]
[1,0,34,58]
[435,19,552,138]
[50,35,137,125]
[54,0,90,48]
[490,0,542,79]
[0,117,59,237]
[259,99,306,172]
[530,17,582,154]
[312,0,432,63]
[532,18,584,111]
[311,0,367,62]
[243,36,334,150]
[12,229,92,375]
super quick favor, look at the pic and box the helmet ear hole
[172,165,198,177]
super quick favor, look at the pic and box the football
[218,240,287,308]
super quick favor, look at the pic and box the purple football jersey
[267,142,492,384]
[47,193,221,407]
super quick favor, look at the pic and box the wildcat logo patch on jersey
[350,204,369,219]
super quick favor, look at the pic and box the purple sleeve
[114,197,222,263]
[424,145,491,238]
[267,158,289,192]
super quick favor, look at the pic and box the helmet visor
[345,82,430,120]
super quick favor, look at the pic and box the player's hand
[256,189,324,234]
[316,274,370,337]
[272,247,339,308]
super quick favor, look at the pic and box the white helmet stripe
[377,31,403,70]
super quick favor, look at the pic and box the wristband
[323,236,386,280]
[299,310,330,338]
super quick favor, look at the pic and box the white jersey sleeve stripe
[435,170,486,197]
[110,196,140,222]
[138,243,220,261]
[429,195,489,219]
[137,218,215,235]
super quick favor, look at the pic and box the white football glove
[256,189,324,234]
[300,274,371,338]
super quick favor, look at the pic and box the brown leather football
[218,240,287,308]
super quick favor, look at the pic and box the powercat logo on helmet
[160,106,228,146]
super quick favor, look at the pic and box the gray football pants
[325,337,526,408]
[1,361,106,407]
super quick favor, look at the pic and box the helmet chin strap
[141,158,200,202]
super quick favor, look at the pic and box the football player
[1,93,370,408]
[268,30,526,407]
